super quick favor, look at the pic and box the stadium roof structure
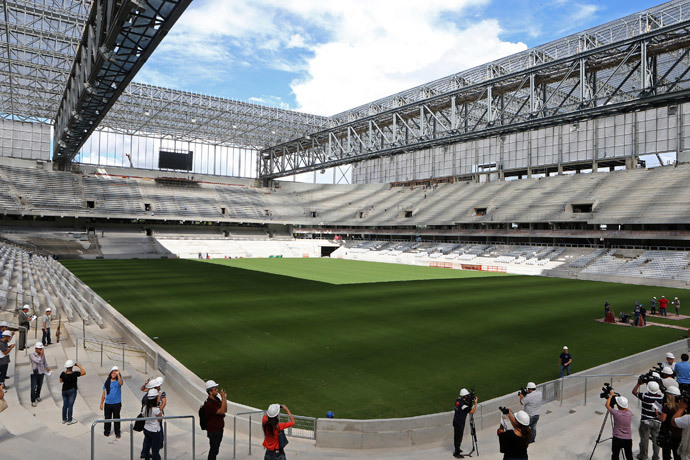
[0,0,330,160]
[260,0,690,179]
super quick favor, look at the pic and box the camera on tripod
[600,383,619,402]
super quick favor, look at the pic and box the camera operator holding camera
[663,367,679,391]
[497,408,531,460]
[519,382,542,443]
[656,385,683,460]
[606,388,633,460]
[452,388,478,458]
[633,378,665,460]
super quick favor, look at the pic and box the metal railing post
[192,413,196,460]
[130,423,134,460]
[248,414,252,456]
[164,420,167,460]
[232,415,237,460]
[76,338,79,362]
[122,344,125,370]
[100,342,103,366]
[91,421,96,460]
[560,376,564,406]
[584,377,588,406]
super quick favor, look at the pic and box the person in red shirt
[659,296,669,317]
[262,403,295,460]
[203,380,227,460]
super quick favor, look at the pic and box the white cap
[34,342,43,349]
[1,330,11,337]
[667,353,676,359]
[514,410,530,426]
[267,403,281,418]
[0,321,8,327]
[666,386,681,396]
[647,381,662,395]
[616,396,629,409]
[563,346,568,350]
[662,367,674,375]
[526,382,536,390]
[109,366,119,373]
[459,388,470,397]
[205,380,219,390]
[147,388,159,398]
[64,360,75,368]
[22,304,29,310]
[45,307,51,312]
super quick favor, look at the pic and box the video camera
[517,386,529,397]
[600,383,619,402]
[499,406,510,415]
[638,363,666,391]
[464,388,477,402]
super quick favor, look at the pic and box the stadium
[0,0,690,459]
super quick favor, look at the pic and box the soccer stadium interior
[1,0,690,458]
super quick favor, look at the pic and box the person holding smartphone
[100,366,123,438]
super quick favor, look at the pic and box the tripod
[589,410,613,460]
[464,414,480,457]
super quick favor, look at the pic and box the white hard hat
[652,372,661,380]
[667,353,676,359]
[64,360,75,368]
[22,304,29,310]
[616,396,629,409]
[145,379,157,389]
[526,382,536,390]
[2,330,11,337]
[34,342,43,349]
[205,380,219,390]
[0,321,8,327]
[459,388,470,397]
[647,381,662,395]
[45,308,51,312]
[154,376,165,387]
[654,297,657,299]
[662,367,674,375]
[563,346,568,350]
[267,403,281,418]
[514,410,530,426]
[147,388,159,398]
[109,366,119,373]
[667,386,681,396]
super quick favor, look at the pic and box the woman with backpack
[141,388,162,460]
[99,366,123,438]
[262,403,295,460]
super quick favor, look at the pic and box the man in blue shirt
[100,366,123,438]
[559,346,572,377]
[675,353,690,392]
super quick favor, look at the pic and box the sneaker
[116,435,121,440]
[62,420,67,424]
[36,397,41,402]
[104,433,111,437]
[67,420,78,425]
[31,402,36,407]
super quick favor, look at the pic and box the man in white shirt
[519,381,542,443]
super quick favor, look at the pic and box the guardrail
[231,410,317,460]
[76,337,148,373]
[558,373,639,406]
[90,414,195,460]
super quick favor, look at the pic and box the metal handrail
[76,337,148,373]
[559,373,639,406]
[90,414,195,460]
[232,410,265,460]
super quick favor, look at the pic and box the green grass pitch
[61,258,688,419]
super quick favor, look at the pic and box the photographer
[497,409,531,460]
[519,382,542,443]
[632,379,664,460]
[606,389,633,460]
[667,353,677,371]
[663,367,679,390]
[656,385,682,460]
[453,388,478,458]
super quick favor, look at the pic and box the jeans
[104,402,121,436]
[639,419,661,460]
[142,429,162,460]
[662,437,681,460]
[42,327,51,345]
[559,364,571,377]
[30,372,44,403]
[207,430,223,460]
[529,414,539,443]
[62,388,77,422]
[612,437,633,460]
[0,363,8,385]
[141,424,164,456]
[453,421,465,455]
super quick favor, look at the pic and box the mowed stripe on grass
[62,258,688,419]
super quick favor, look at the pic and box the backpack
[199,402,208,431]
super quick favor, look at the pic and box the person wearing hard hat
[203,380,227,460]
[496,408,531,460]
[659,296,669,317]
[17,304,31,351]
[0,330,15,388]
[651,297,657,315]
[674,297,680,316]
[29,342,50,407]
[100,366,123,438]
[666,353,677,371]
[661,367,678,390]
[657,385,683,460]
[41,307,52,346]
[0,320,14,337]
[632,378,664,460]
[263,403,295,460]
[140,377,167,458]
[59,360,86,425]
[452,388,478,458]
[559,346,572,378]
[605,388,633,460]
[519,382,542,443]
[142,388,163,460]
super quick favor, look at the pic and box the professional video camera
[464,388,477,401]
[499,406,510,415]
[517,386,529,397]
[638,363,666,391]
[600,383,619,401]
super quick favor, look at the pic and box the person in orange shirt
[262,403,295,460]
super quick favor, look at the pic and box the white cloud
[572,3,601,22]
[150,0,529,116]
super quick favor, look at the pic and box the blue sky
[135,0,663,116]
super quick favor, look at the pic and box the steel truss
[52,0,195,166]
[260,0,690,179]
